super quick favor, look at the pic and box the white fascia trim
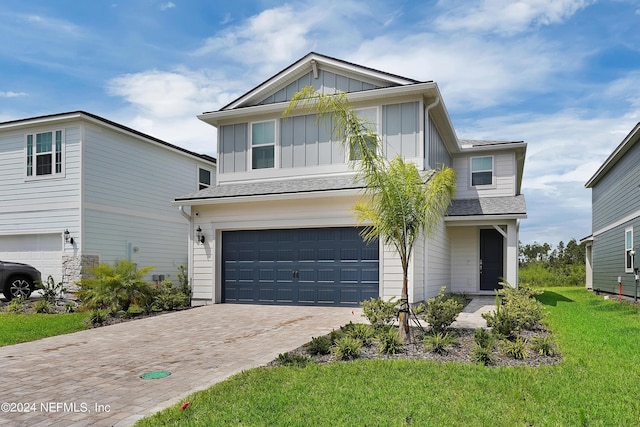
[445,214,527,223]
[592,209,640,237]
[173,188,362,207]
[198,83,438,126]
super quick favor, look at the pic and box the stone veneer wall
[62,254,100,292]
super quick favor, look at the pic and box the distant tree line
[519,239,586,287]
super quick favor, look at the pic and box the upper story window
[349,107,378,161]
[626,227,634,273]
[26,130,64,178]
[471,156,493,186]
[251,120,275,169]
[198,167,212,190]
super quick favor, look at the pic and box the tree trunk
[399,270,410,342]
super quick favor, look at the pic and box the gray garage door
[222,227,379,306]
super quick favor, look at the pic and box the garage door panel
[0,234,62,283]
[222,227,379,306]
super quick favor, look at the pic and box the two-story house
[584,122,640,298]
[0,111,216,297]
[174,52,527,306]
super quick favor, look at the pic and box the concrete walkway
[0,297,494,427]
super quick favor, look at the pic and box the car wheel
[3,276,33,301]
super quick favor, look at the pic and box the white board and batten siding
[0,124,82,281]
[81,123,203,279]
[452,152,516,199]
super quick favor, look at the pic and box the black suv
[0,260,42,300]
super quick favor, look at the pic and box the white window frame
[349,107,379,162]
[249,120,276,170]
[25,129,65,180]
[198,166,213,190]
[470,155,494,187]
[625,226,634,273]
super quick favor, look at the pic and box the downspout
[178,205,194,305]
[423,96,440,300]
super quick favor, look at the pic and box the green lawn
[0,312,89,346]
[137,288,640,426]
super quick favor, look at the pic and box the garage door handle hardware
[292,270,299,279]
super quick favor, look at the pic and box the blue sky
[1,0,640,246]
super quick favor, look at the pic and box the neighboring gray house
[0,111,216,289]
[584,123,640,297]
[174,52,527,307]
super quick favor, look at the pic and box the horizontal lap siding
[82,124,199,280]
[592,142,640,232]
[0,124,81,235]
[592,223,639,295]
[426,219,450,299]
[453,152,516,199]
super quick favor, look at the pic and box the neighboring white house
[0,111,216,289]
[174,52,527,307]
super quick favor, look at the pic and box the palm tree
[286,87,456,342]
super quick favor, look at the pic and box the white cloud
[106,68,243,155]
[22,14,83,36]
[434,0,594,35]
[160,2,176,11]
[0,91,27,98]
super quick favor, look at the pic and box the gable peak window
[251,120,275,169]
[26,130,64,178]
[471,156,493,186]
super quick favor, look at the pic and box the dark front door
[222,227,379,306]
[480,228,504,291]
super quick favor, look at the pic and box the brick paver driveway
[0,304,361,426]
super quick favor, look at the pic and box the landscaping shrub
[37,275,67,304]
[501,336,528,359]
[423,331,458,354]
[530,335,557,356]
[471,343,495,366]
[5,297,27,313]
[275,352,313,367]
[346,323,375,345]
[86,308,109,326]
[76,259,155,313]
[360,297,398,328]
[152,280,188,311]
[416,287,463,333]
[474,328,493,349]
[376,327,403,355]
[332,336,362,360]
[305,335,332,355]
[33,300,56,314]
[482,282,545,337]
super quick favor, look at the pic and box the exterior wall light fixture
[196,226,205,244]
[64,229,74,245]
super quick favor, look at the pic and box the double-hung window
[251,120,275,169]
[26,130,64,178]
[625,227,634,273]
[471,156,493,186]
[198,167,212,190]
[349,107,378,161]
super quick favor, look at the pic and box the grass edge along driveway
[138,287,640,426]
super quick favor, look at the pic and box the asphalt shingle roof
[175,174,364,201]
[447,195,527,217]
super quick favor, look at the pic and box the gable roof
[0,111,217,165]
[217,52,423,112]
[585,122,640,188]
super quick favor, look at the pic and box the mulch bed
[270,325,562,368]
